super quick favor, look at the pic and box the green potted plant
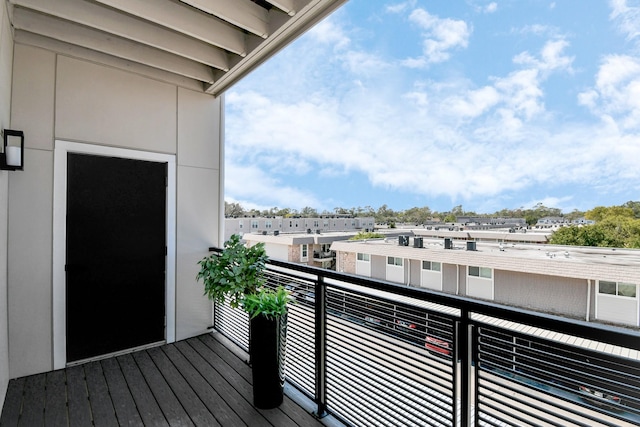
[196,234,291,409]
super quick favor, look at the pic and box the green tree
[585,206,634,222]
[622,201,640,218]
[443,213,456,223]
[349,231,384,240]
[225,201,244,217]
[549,216,640,248]
[300,206,319,217]
[403,206,432,224]
[375,204,397,224]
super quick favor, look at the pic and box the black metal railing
[211,252,640,427]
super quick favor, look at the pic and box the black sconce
[1,130,24,171]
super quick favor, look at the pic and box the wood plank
[44,370,68,426]
[117,353,169,427]
[198,334,253,382]
[200,335,324,427]
[161,344,245,426]
[146,346,220,427]
[101,357,144,427]
[187,338,305,427]
[18,374,46,426]
[66,366,93,427]
[132,350,194,427]
[0,377,26,426]
[84,361,118,427]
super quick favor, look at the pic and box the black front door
[66,153,167,362]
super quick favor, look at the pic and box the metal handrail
[210,249,640,426]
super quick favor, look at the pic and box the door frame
[53,140,177,369]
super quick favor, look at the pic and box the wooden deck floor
[0,333,329,427]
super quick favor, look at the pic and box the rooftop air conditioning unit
[316,229,321,234]
[307,228,312,234]
[274,230,279,236]
[413,237,423,248]
[467,241,477,251]
[399,236,409,246]
[444,238,452,249]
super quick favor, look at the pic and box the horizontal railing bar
[209,247,640,426]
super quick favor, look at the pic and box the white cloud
[579,54,640,130]
[307,18,351,51]
[404,8,472,65]
[225,163,323,211]
[225,6,640,212]
[386,0,417,14]
[610,0,640,43]
[484,2,498,13]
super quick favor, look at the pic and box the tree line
[549,202,640,248]
[226,201,640,248]
[226,201,640,226]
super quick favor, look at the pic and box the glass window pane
[618,283,637,298]
[395,257,403,266]
[432,262,441,272]
[469,266,479,277]
[480,267,492,279]
[422,261,431,270]
[388,257,394,265]
[599,281,616,295]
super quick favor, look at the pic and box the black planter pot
[249,313,287,409]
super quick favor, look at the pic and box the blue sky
[224,0,640,214]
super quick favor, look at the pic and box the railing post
[314,274,328,418]
[457,308,471,427]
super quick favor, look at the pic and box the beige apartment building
[242,230,361,269]
[225,215,375,241]
[332,235,640,329]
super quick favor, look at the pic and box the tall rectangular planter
[249,313,288,409]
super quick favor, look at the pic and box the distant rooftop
[330,235,640,284]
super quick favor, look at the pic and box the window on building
[239,221,243,229]
[301,244,308,261]
[314,220,319,227]
[422,261,441,272]
[469,266,492,279]
[357,253,370,262]
[251,220,259,229]
[265,220,272,229]
[599,280,637,298]
[387,256,403,266]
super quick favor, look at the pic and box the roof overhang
[6,0,348,96]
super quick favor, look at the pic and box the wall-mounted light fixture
[1,129,24,171]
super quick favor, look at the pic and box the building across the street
[224,216,375,242]
[331,235,640,329]
[241,231,359,269]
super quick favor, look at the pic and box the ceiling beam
[13,8,215,83]
[93,0,247,56]
[179,0,270,38]
[206,0,347,95]
[265,0,305,16]
[14,30,205,92]
[12,0,230,70]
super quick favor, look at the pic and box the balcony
[3,254,639,426]
[314,251,336,262]
[0,333,333,426]
[214,256,640,427]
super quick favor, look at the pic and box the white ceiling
[7,0,347,95]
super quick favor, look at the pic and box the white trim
[53,140,177,369]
